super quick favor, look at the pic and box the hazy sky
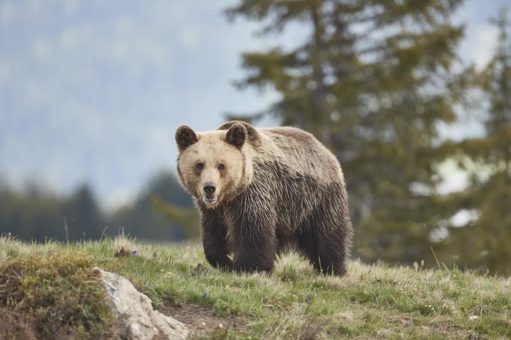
[0,0,508,208]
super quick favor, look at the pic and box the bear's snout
[203,183,216,197]
[202,182,218,207]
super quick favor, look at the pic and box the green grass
[1,235,510,339]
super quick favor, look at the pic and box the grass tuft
[112,233,135,257]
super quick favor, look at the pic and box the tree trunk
[309,3,330,145]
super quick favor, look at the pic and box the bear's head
[175,122,255,208]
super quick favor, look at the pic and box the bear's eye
[217,164,225,171]
[196,163,204,171]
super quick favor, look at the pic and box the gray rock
[94,268,189,340]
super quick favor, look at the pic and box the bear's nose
[203,184,216,195]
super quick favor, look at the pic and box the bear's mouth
[203,195,217,206]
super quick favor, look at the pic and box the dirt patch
[161,303,245,338]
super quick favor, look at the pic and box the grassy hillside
[1,236,510,339]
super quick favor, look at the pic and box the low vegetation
[0,235,510,339]
[0,240,114,339]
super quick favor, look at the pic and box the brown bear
[175,121,353,276]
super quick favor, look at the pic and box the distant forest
[0,172,193,242]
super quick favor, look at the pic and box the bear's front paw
[233,259,273,274]
[205,254,233,270]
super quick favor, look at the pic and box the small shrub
[0,252,114,339]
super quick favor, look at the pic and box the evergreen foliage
[442,10,511,275]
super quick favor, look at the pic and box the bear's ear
[225,123,247,148]
[175,125,198,152]
[218,120,262,148]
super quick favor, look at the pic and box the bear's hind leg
[299,186,352,276]
[298,225,349,276]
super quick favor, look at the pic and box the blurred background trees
[0,173,192,243]
[0,1,510,275]
[108,172,193,241]
[439,11,511,274]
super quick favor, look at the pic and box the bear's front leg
[233,234,277,273]
[230,210,278,273]
[201,208,232,270]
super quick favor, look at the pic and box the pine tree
[63,185,103,240]
[226,0,470,264]
[443,10,511,274]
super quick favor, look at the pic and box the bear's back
[258,127,343,184]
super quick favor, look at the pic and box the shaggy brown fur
[175,121,353,276]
